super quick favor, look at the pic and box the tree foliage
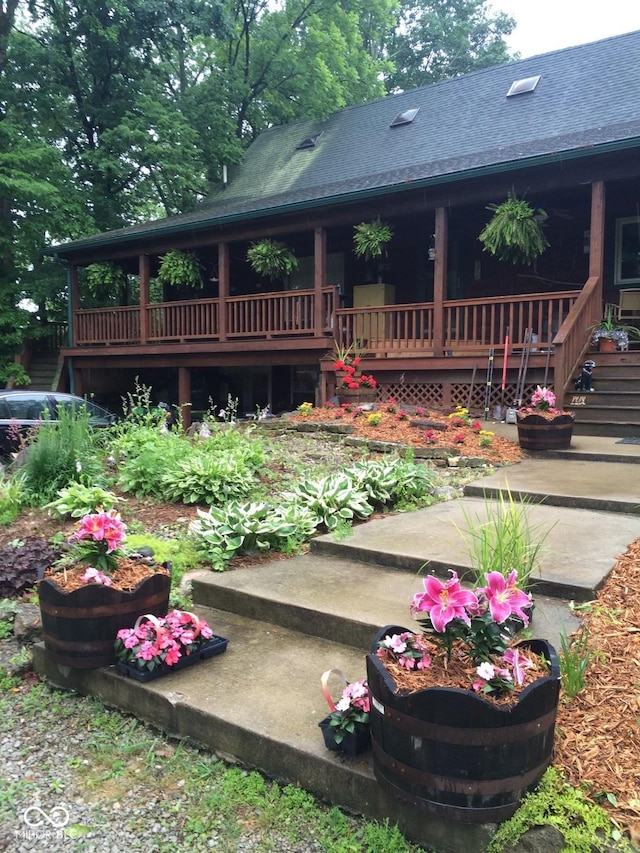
[0,0,516,371]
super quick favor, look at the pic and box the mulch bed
[553,538,640,840]
[288,403,525,465]
[43,558,171,593]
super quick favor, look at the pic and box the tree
[384,0,515,92]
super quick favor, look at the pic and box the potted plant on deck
[590,304,640,352]
[157,249,204,289]
[38,510,171,669]
[516,386,574,451]
[367,569,560,822]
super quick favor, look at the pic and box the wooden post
[69,265,79,347]
[178,367,191,432]
[218,242,229,342]
[433,207,448,356]
[589,180,605,302]
[314,227,327,336]
[139,254,149,344]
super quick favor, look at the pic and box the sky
[492,1,640,58]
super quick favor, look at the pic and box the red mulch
[289,404,524,465]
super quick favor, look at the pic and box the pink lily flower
[476,571,532,625]
[502,648,533,685]
[411,571,478,633]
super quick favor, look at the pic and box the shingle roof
[53,29,640,256]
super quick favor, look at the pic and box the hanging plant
[157,250,204,289]
[85,263,128,299]
[478,191,549,265]
[353,218,393,262]
[246,239,298,281]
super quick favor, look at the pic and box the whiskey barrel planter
[366,626,560,824]
[39,571,171,669]
[338,387,377,406]
[516,412,574,450]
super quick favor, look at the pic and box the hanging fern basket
[479,193,549,265]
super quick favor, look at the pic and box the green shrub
[160,451,256,506]
[0,472,24,525]
[18,407,103,505]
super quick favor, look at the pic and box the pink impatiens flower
[80,567,112,586]
[411,571,478,633]
[476,571,532,626]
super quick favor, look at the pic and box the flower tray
[115,635,229,682]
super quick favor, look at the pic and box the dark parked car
[0,391,116,456]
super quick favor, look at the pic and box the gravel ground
[0,678,336,853]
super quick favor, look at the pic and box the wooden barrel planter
[516,413,574,450]
[338,387,377,406]
[366,626,560,824]
[39,571,171,669]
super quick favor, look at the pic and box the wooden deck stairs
[563,348,640,438]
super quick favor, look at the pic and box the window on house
[296,132,323,150]
[390,108,420,127]
[615,217,640,285]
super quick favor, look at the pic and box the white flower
[476,662,496,681]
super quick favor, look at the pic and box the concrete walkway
[33,436,640,853]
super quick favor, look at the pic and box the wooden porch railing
[334,290,580,353]
[553,276,602,393]
[73,287,337,345]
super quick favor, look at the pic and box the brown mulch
[553,537,640,838]
[289,404,525,465]
[43,558,171,593]
[377,642,550,707]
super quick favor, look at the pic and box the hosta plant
[189,501,317,571]
[45,483,121,518]
[283,472,373,531]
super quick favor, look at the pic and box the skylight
[390,107,420,128]
[296,132,323,150]
[506,75,541,97]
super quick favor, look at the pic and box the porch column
[69,264,79,347]
[139,254,150,344]
[178,367,191,431]
[314,227,327,336]
[589,181,605,301]
[432,206,448,356]
[218,242,229,342]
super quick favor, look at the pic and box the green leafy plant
[590,304,640,348]
[160,451,258,506]
[459,486,552,591]
[85,262,128,299]
[19,406,103,505]
[479,190,549,265]
[246,239,298,281]
[353,218,393,261]
[157,249,203,289]
[487,767,631,853]
[45,483,121,518]
[0,472,24,525]
[559,626,593,699]
[189,501,316,571]
[283,472,373,531]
